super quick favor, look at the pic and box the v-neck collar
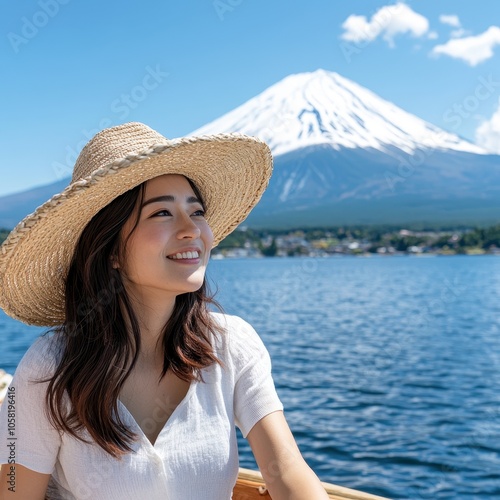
[117,380,197,448]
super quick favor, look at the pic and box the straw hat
[0,122,273,326]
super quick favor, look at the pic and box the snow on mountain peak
[191,69,486,156]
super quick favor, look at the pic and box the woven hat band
[72,122,168,182]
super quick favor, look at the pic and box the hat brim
[0,134,272,326]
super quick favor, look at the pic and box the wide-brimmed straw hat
[0,122,273,326]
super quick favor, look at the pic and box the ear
[110,255,120,269]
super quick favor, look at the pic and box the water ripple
[209,256,500,499]
[1,256,499,499]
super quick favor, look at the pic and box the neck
[124,290,177,363]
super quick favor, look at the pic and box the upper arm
[247,411,329,500]
[0,463,50,500]
[247,410,307,484]
[229,316,283,437]
[0,340,62,476]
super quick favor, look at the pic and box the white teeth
[169,251,200,260]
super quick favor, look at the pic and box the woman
[0,123,328,499]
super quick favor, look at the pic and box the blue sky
[1,0,500,196]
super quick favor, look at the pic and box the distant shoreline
[3,224,500,258]
[211,251,499,259]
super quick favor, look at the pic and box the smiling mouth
[167,251,201,260]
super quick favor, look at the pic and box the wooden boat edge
[235,467,390,500]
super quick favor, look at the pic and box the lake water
[1,255,499,499]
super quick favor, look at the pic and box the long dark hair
[45,178,223,457]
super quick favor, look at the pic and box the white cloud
[431,26,500,66]
[476,99,500,154]
[428,31,438,40]
[340,2,429,48]
[450,28,468,39]
[439,15,461,28]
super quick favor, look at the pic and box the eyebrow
[141,195,202,208]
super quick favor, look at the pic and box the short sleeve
[0,336,62,474]
[228,316,283,438]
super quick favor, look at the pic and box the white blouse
[0,313,283,499]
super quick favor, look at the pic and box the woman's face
[117,174,214,304]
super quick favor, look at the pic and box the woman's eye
[152,209,172,217]
[192,209,206,217]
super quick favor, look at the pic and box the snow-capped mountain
[191,69,500,227]
[192,69,485,157]
[1,69,500,230]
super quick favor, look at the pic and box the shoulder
[15,333,63,381]
[209,312,270,364]
[210,311,254,331]
[210,312,261,343]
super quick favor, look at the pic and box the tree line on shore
[215,223,500,256]
[2,224,500,255]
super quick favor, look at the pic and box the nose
[176,212,201,239]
